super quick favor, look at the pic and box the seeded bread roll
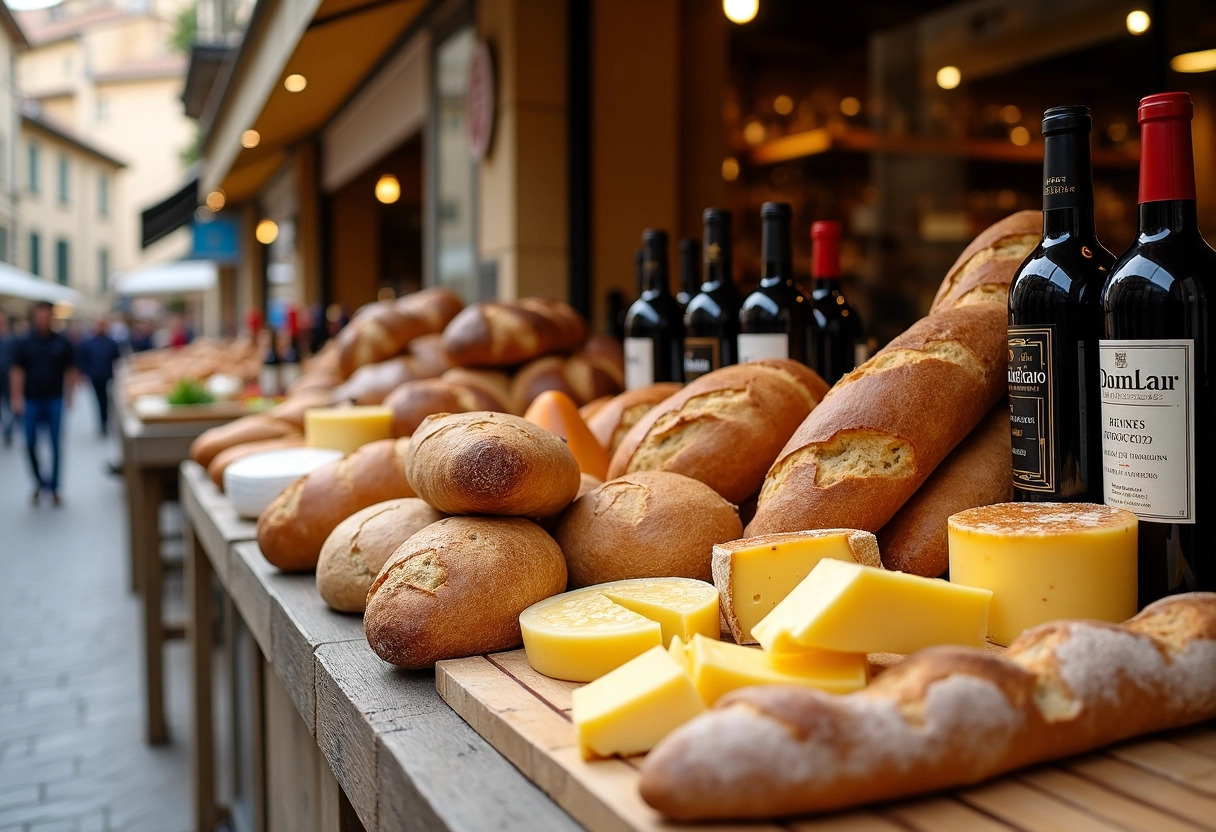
[207,434,306,488]
[608,360,830,504]
[585,383,681,454]
[554,471,742,587]
[405,411,581,517]
[930,211,1041,311]
[364,516,568,668]
[256,437,414,571]
[316,498,445,613]
[189,414,300,468]
[384,378,510,438]
[747,302,1008,537]
[441,298,587,367]
[640,593,1216,821]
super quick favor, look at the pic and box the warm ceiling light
[374,174,401,204]
[839,96,861,117]
[722,0,758,24]
[1001,104,1022,124]
[743,120,766,145]
[254,219,279,245]
[1010,126,1031,146]
[721,157,740,181]
[204,189,226,211]
[1170,48,1216,73]
[1126,10,1150,35]
[283,73,307,92]
[773,94,793,115]
[240,129,260,148]
[936,65,961,90]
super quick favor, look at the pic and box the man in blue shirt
[10,302,76,506]
[76,318,122,436]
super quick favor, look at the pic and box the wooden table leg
[252,642,267,832]
[140,466,168,744]
[124,435,141,594]
[187,519,218,830]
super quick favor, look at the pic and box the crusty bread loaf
[406,332,454,378]
[316,498,445,613]
[207,434,306,488]
[879,403,1012,577]
[331,356,429,406]
[441,367,513,410]
[508,351,625,416]
[189,414,300,468]
[384,378,510,438]
[608,360,830,504]
[399,287,465,331]
[364,516,567,668]
[441,298,587,367]
[579,396,613,423]
[266,389,334,427]
[406,411,581,517]
[747,302,1008,537]
[257,437,414,571]
[585,384,681,454]
[640,593,1216,821]
[931,211,1040,311]
[554,471,742,587]
[335,287,463,378]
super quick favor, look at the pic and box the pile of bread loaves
[121,337,263,401]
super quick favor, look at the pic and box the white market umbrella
[115,260,217,296]
[0,261,83,304]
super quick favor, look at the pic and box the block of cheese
[752,559,992,655]
[712,530,881,645]
[304,406,393,454]
[572,646,705,760]
[519,578,719,682]
[948,502,1138,646]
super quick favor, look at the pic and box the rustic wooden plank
[1170,730,1216,761]
[958,779,1122,832]
[264,660,323,832]
[186,520,220,832]
[788,816,907,832]
[1019,767,1203,832]
[1107,739,1216,795]
[228,542,278,658]
[882,796,1016,832]
[180,461,258,586]
[1068,756,1216,828]
[487,649,577,714]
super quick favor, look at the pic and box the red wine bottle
[1008,106,1115,503]
[1099,92,1215,606]
[676,238,700,309]
[738,202,813,364]
[683,208,741,382]
[259,324,281,397]
[280,306,302,392]
[809,221,865,384]
[624,230,684,388]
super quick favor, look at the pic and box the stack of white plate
[225,447,344,519]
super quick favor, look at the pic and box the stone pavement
[0,396,191,832]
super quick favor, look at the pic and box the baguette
[746,302,1008,536]
[930,210,1040,311]
[608,360,830,504]
[585,383,681,455]
[640,593,1216,821]
[878,403,1012,577]
[189,414,300,468]
[335,287,463,378]
[441,298,587,367]
[207,434,306,488]
[256,437,414,571]
[384,378,510,437]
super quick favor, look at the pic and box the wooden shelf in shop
[748,126,1140,169]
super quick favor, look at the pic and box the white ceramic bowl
[224,447,344,519]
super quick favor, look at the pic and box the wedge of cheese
[751,558,992,655]
[572,646,704,760]
[304,406,393,454]
[519,578,719,682]
[712,529,881,644]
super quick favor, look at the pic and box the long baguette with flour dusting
[639,593,1216,821]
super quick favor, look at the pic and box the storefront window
[431,24,478,301]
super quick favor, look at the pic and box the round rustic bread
[585,383,681,455]
[554,471,742,587]
[405,411,581,517]
[364,516,568,668]
[316,498,446,613]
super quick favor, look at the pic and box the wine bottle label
[1008,325,1056,492]
[259,365,281,397]
[737,333,788,363]
[1098,339,1195,523]
[624,337,655,390]
[279,362,301,392]
[853,341,869,369]
[683,337,720,382]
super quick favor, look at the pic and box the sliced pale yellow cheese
[519,578,719,682]
[948,502,1138,646]
[667,635,692,672]
[752,558,992,655]
[682,635,867,705]
[304,406,393,454]
[571,646,704,760]
[712,529,881,644]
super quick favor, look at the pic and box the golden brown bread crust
[384,379,510,438]
[578,396,613,423]
[878,403,1012,577]
[507,351,623,415]
[316,497,445,613]
[608,360,830,504]
[585,384,681,454]
[406,332,454,378]
[331,356,428,406]
[746,303,1008,537]
[189,414,299,467]
[397,287,464,330]
[256,437,415,571]
[363,516,567,668]
[441,367,513,410]
[441,298,587,367]
[266,389,333,427]
[405,411,581,517]
[335,288,463,379]
[930,210,1040,311]
[207,435,306,488]
[553,471,742,587]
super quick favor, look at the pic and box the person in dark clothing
[0,315,13,446]
[10,301,76,506]
[76,319,122,435]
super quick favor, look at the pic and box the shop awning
[141,175,199,249]
[0,262,83,304]
[115,260,217,296]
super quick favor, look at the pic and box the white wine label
[279,362,301,391]
[1008,325,1055,492]
[259,366,281,397]
[737,333,788,363]
[624,337,655,390]
[683,337,720,382]
[1098,339,1195,523]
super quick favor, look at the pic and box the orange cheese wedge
[524,390,610,479]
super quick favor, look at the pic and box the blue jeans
[24,397,63,493]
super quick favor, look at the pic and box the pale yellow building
[0,1,26,266]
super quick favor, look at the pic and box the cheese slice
[519,578,719,682]
[712,529,881,644]
[675,635,867,705]
[752,558,992,655]
[571,646,704,760]
[948,502,1138,646]
[304,406,393,454]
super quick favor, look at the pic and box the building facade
[0,1,26,267]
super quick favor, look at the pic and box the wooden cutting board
[436,649,1216,832]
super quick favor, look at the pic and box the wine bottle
[1008,106,1115,503]
[809,221,865,384]
[1099,91,1215,606]
[683,208,741,382]
[676,238,700,309]
[738,202,813,364]
[624,230,684,388]
[280,306,302,392]
[259,319,281,398]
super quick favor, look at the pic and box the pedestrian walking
[0,315,14,446]
[76,318,122,436]
[9,302,76,506]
